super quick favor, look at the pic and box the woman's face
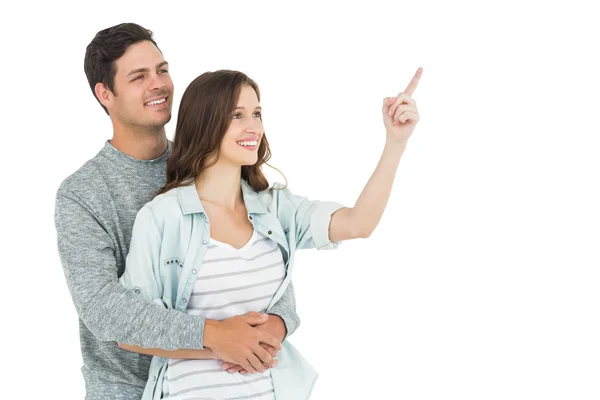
[218,85,264,167]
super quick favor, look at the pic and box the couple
[55,22,422,400]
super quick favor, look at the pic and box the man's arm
[117,312,279,365]
[55,189,204,350]
[268,281,300,339]
[118,343,218,359]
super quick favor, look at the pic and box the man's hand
[203,312,282,374]
[220,314,286,374]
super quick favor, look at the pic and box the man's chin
[148,114,172,129]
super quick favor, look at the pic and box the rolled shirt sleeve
[277,185,345,250]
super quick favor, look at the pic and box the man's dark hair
[84,23,158,115]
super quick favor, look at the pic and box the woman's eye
[253,111,262,118]
[233,113,242,119]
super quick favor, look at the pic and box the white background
[2,0,599,399]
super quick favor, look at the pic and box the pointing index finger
[404,67,423,96]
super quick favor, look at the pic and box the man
[55,22,299,399]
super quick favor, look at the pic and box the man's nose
[148,73,167,91]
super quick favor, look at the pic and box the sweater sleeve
[55,189,206,350]
[268,281,300,338]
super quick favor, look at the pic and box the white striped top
[162,230,286,400]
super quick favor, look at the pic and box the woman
[120,68,422,400]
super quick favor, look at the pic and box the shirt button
[248,215,253,220]
[268,230,272,235]
[182,298,187,304]
[202,240,208,245]
[152,376,156,381]
[192,269,197,274]
[134,288,141,294]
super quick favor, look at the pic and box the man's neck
[110,126,168,160]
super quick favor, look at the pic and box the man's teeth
[146,98,166,106]
[237,141,258,147]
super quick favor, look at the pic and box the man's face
[108,40,174,131]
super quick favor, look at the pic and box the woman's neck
[195,163,243,211]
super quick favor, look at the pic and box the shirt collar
[177,178,268,215]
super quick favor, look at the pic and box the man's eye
[132,75,143,81]
[159,69,169,74]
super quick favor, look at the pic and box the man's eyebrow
[127,61,169,77]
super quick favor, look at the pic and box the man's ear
[94,82,113,111]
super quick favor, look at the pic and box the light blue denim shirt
[120,179,344,400]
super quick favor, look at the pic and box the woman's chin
[239,157,259,167]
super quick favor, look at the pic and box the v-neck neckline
[209,230,258,251]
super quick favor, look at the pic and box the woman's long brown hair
[156,70,274,197]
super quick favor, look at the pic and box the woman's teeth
[237,141,258,147]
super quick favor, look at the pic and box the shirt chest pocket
[162,256,185,308]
